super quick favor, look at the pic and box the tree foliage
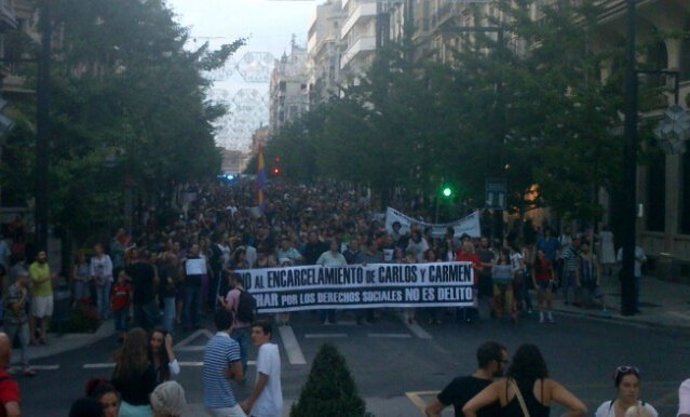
[290,343,370,417]
[264,0,657,222]
[1,0,245,243]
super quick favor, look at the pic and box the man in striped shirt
[204,309,245,417]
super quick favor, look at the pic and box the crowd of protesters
[0,177,661,417]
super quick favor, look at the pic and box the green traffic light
[442,187,452,197]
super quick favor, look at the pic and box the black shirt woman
[463,344,587,417]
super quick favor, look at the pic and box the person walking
[128,250,159,332]
[3,270,36,377]
[533,249,556,323]
[594,366,658,417]
[315,240,347,325]
[425,341,508,417]
[678,378,690,417]
[0,332,22,416]
[463,344,587,417]
[219,275,251,378]
[183,244,207,331]
[150,381,187,417]
[150,329,180,385]
[29,250,55,345]
[616,245,647,314]
[112,328,157,417]
[203,309,245,417]
[241,321,283,417]
[91,243,114,320]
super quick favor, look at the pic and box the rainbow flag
[256,145,266,207]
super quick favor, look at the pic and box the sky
[165,0,321,151]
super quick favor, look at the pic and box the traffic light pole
[620,0,638,316]
[35,1,52,251]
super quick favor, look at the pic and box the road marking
[175,328,215,352]
[398,312,432,339]
[84,363,115,369]
[278,325,307,365]
[406,391,437,415]
[31,364,60,371]
[668,311,690,320]
[9,364,60,372]
[177,346,206,352]
[405,322,432,339]
[84,361,257,369]
[305,333,348,338]
[368,333,412,338]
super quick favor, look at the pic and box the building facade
[268,40,311,133]
[308,0,345,104]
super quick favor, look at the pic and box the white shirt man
[241,322,283,417]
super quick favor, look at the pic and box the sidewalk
[552,273,690,331]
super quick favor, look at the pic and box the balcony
[340,35,375,69]
[0,0,17,31]
[341,2,377,40]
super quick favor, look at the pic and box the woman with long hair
[594,366,658,417]
[463,344,587,417]
[150,328,180,385]
[86,379,120,417]
[112,328,157,417]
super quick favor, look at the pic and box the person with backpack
[219,274,255,379]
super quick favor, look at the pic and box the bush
[290,343,372,417]
[52,301,101,334]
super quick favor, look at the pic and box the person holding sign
[316,240,347,325]
[184,244,208,331]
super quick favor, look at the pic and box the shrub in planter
[290,343,372,417]
[53,300,100,333]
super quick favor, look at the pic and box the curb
[552,307,690,334]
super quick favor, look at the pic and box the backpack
[236,289,256,323]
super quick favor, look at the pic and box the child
[111,268,132,343]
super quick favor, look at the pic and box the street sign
[485,178,507,210]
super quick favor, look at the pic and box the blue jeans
[184,285,202,328]
[231,326,250,375]
[73,280,90,302]
[134,301,159,332]
[114,309,129,333]
[161,297,176,335]
[96,281,112,320]
[319,309,336,323]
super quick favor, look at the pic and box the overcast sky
[166,0,321,151]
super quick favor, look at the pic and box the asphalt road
[19,309,690,417]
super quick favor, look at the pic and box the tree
[0,0,246,244]
[290,343,370,417]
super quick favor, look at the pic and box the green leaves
[0,0,244,242]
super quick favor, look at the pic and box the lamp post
[35,0,52,252]
[620,0,638,316]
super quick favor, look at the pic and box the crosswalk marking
[304,333,348,338]
[174,328,215,352]
[83,360,257,369]
[405,322,432,339]
[278,325,307,365]
[368,333,412,338]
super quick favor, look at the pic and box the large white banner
[236,262,474,313]
[384,207,482,238]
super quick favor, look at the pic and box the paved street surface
[16,274,690,417]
